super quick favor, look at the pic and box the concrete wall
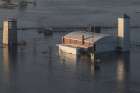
[117,17,130,51]
[59,44,79,54]
[2,18,17,46]
[3,20,9,45]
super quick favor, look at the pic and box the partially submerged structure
[2,17,17,47]
[58,14,130,54]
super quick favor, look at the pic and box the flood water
[0,0,140,93]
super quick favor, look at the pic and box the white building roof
[64,31,111,44]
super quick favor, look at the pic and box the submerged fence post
[91,44,96,64]
[2,17,17,47]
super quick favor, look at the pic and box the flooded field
[0,0,140,93]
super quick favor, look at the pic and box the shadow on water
[116,52,130,93]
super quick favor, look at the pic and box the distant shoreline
[0,25,140,32]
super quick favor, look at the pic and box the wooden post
[81,35,84,45]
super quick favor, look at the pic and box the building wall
[63,37,82,45]
[95,36,117,53]
[9,20,17,45]
[63,37,90,46]
[3,20,9,45]
[2,19,17,46]
[117,17,130,51]
[59,44,79,54]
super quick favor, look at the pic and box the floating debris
[0,1,18,9]
[18,0,37,9]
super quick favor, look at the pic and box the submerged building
[58,14,130,54]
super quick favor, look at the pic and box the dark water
[0,0,140,26]
[0,31,140,93]
[0,0,140,93]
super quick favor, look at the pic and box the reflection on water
[3,47,10,82]
[59,51,130,85]
[2,46,17,84]
[59,52,78,64]
[0,29,136,93]
[0,39,138,93]
[59,52,129,82]
[0,30,134,93]
[116,53,130,82]
[59,51,100,78]
[116,52,130,93]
